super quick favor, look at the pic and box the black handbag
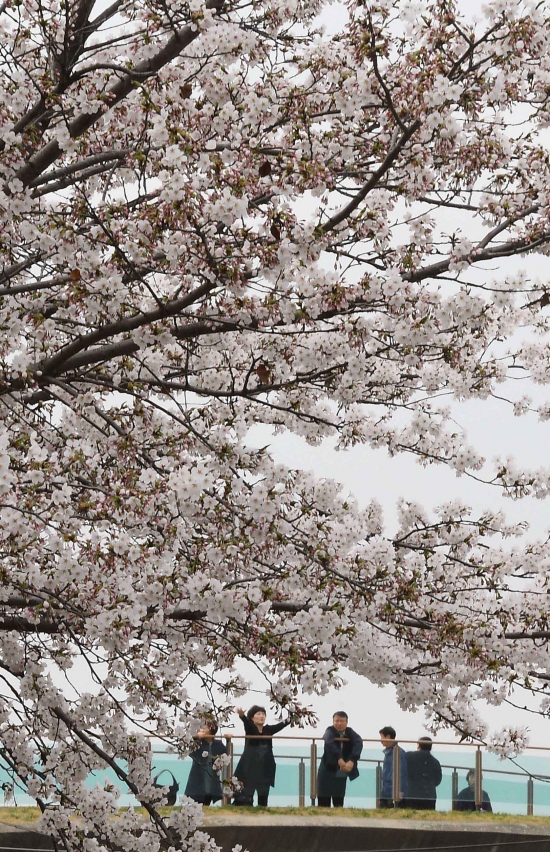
[153,769,179,806]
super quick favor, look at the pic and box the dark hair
[379,726,396,739]
[333,711,348,720]
[466,769,476,781]
[418,736,432,751]
[247,705,266,719]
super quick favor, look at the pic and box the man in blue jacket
[379,726,408,808]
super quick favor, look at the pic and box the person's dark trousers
[379,798,406,808]
[234,791,269,806]
[318,797,344,807]
[234,782,269,806]
[233,789,253,805]
[406,798,435,810]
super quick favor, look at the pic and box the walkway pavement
[201,810,550,835]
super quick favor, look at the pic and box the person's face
[467,773,476,790]
[198,726,213,739]
[380,734,394,749]
[333,715,347,732]
[252,710,266,727]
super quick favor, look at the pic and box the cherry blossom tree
[2,0,550,847]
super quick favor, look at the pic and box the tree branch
[322,120,421,233]
[51,706,177,845]
[15,0,225,188]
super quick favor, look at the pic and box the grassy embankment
[1,806,550,827]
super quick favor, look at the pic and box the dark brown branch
[404,232,550,283]
[476,205,539,250]
[15,0,225,188]
[0,598,332,634]
[28,148,137,188]
[52,706,177,844]
[322,120,421,233]
[0,254,44,287]
[505,631,550,640]
[53,319,246,375]
[0,616,63,633]
[32,279,219,380]
[0,276,70,298]
[529,671,550,681]
[3,595,43,607]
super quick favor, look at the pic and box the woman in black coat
[185,722,229,805]
[233,705,291,806]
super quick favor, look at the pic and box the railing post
[451,768,458,810]
[299,758,306,807]
[145,736,153,770]
[222,737,234,805]
[527,776,534,816]
[392,743,401,807]
[475,747,483,810]
[310,740,317,806]
[376,762,382,808]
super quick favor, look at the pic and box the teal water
[2,746,550,815]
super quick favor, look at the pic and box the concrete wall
[2,822,549,852]
[206,824,550,852]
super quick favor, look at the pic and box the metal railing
[148,735,550,815]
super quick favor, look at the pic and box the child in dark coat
[185,722,228,805]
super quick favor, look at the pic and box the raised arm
[264,718,291,736]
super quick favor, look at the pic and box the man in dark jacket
[455,769,492,812]
[405,736,442,809]
[317,712,363,807]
